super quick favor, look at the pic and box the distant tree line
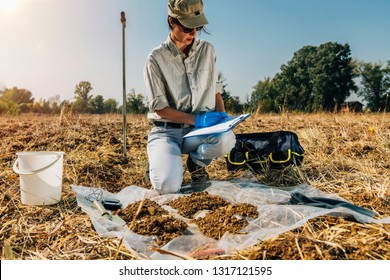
[0,81,148,115]
[219,42,389,113]
[1,41,389,115]
[246,42,390,113]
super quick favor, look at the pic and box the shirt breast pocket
[195,68,215,110]
[197,69,212,92]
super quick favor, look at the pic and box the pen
[228,116,244,128]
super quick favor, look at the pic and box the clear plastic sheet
[73,172,390,260]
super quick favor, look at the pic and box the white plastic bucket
[13,151,64,206]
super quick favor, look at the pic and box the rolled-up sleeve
[144,55,170,112]
[215,81,223,94]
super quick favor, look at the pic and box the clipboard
[183,113,251,138]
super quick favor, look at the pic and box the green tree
[0,87,34,114]
[0,98,18,115]
[30,96,61,114]
[357,61,390,112]
[225,96,243,114]
[41,99,52,114]
[218,72,243,114]
[48,95,61,114]
[218,72,229,101]
[73,81,93,113]
[90,95,105,114]
[248,77,276,113]
[254,42,357,113]
[310,42,357,111]
[125,89,147,114]
[1,87,34,105]
[276,46,316,112]
[32,100,43,114]
[103,98,118,114]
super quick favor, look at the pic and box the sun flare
[0,0,21,13]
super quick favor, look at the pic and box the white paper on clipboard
[183,113,251,138]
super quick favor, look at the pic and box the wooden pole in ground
[120,11,128,164]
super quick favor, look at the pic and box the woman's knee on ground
[151,170,182,194]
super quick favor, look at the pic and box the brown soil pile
[116,194,260,244]
[116,199,187,246]
[195,203,259,239]
[116,199,168,221]
[167,192,259,239]
[167,192,229,218]
[130,215,187,247]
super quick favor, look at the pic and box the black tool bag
[226,131,305,174]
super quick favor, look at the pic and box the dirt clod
[116,199,168,222]
[116,199,187,246]
[194,203,259,239]
[167,192,230,218]
[131,215,187,246]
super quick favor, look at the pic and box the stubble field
[0,112,389,260]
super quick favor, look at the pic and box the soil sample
[167,192,259,240]
[116,199,187,246]
[194,203,259,240]
[167,192,230,218]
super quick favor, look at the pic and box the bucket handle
[13,154,62,175]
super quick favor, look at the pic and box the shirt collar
[166,35,197,57]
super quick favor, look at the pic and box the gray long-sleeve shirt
[144,36,222,122]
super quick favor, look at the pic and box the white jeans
[147,126,236,194]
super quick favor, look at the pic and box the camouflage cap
[168,0,209,28]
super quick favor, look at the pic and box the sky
[1,0,389,105]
